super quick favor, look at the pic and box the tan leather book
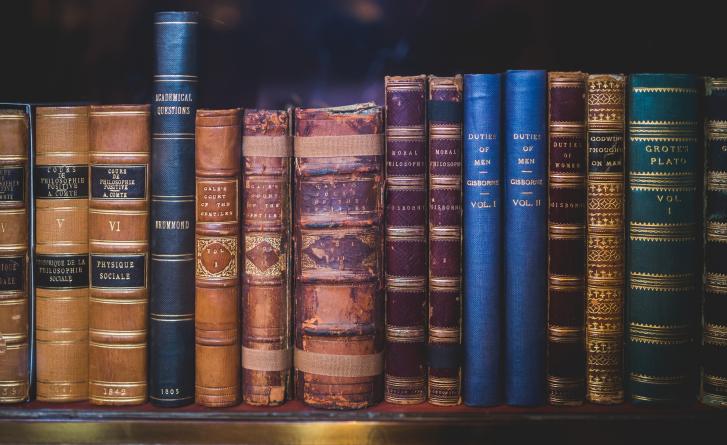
[293,103,385,409]
[88,105,150,405]
[241,109,292,406]
[195,109,241,407]
[35,106,90,402]
[0,108,30,403]
[586,74,625,404]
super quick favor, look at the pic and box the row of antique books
[1,11,725,410]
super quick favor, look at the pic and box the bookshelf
[2,2,727,444]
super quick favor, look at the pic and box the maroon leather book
[427,75,463,406]
[241,109,292,406]
[384,75,428,404]
[547,71,587,405]
[293,103,384,409]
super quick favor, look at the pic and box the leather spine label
[196,179,238,223]
[0,166,24,202]
[35,254,89,289]
[0,256,25,291]
[34,165,89,199]
[91,254,146,289]
[91,165,147,200]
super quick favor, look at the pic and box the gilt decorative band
[294,134,383,157]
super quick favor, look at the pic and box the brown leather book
[585,74,625,404]
[195,109,242,407]
[547,71,587,405]
[0,108,30,403]
[88,105,150,405]
[241,109,292,406]
[293,103,384,409]
[35,106,90,402]
[428,75,463,406]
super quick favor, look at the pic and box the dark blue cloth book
[149,11,198,407]
[503,70,547,406]
[462,74,503,406]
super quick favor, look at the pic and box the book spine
[702,77,727,408]
[293,103,384,410]
[241,109,292,406]
[88,105,150,406]
[547,72,587,405]
[428,75,463,406]
[503,70,547,406]
[384,75,428,404]
[627,73,700,404]
[462,73,502,406]
[194,109,241,407]
[34,106,90,402]
[586,74,626,404]
[149,10,198,407]
[0,108,30,403]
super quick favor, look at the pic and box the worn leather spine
[195,109,241,407]
[702,77,727,408]
[627,74,700,404]
[427,75,463,406]
[0,108,30,403]
[241,109,292,406]
[150,10,198,407]
[293,103,384,409]
[34,106,90,402]
[547,72,587,405]
[462,74,502,406]
[384,75,427,404]
[88,105,150,406]
[503,70,547,406]
[586,74,626,404]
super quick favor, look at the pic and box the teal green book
[626,74,700,404]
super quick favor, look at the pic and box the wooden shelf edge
[1,404,726,445]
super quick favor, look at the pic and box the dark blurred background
[0,0,724,109]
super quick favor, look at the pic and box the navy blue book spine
[503,70,547,406]
[149,11,198,407]
[462,74,502,406]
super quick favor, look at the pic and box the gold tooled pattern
[386,326,426,343]
[629,322,690,345]
[631,87,697,94]
[706,222,727,244]
[385,275,427,290]
[703,323,727,346]
[703,373,727,388]
[384,374,426,404]
[629,272,694,292]
[629,120,698,126]
[428,376,461,406]
[705,272,727,294]
[428,327,460,344]
[586,74,625,404]
[196,236,237,279]
[629,222,696,242]
[630,136,697,142]
[244,234,283,277]
[629,373,687,385]
[707,171,727,192]
[548,325,583,343]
